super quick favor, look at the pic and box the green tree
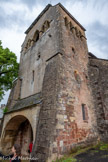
[0,40,19,101]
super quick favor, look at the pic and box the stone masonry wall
[6,78,22,110]
[19,5,62,99]
[88,58,108,139]
[31,5,98,162]
[31,54,61,162]
[49,6,98,160]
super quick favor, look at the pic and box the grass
[53,142,108,162]
[53,157,77,162]
[52,145,93,162]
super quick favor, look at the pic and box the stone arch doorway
[1,115,33,156]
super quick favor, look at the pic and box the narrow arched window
[45,20,50,29]
[42,20,50,33]
[75,27,79,37]
[26,39,31,49]
[82,104,88,121]
[26,42,29,49]
[33,30,39,42]
[41,25,45,33]
[72,47,75,54]
[79,31,82,38]
[32,70,34,82]
[28,39,31,47]
[64,17,68,26]
[69,22,73,31]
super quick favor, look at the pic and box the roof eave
[25,4,52,34]
[57,3,86,31]
[25,3,86,35]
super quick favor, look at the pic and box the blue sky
[0,0,108,105]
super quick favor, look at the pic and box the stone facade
[88,56,108,139]
[0,3,108,162]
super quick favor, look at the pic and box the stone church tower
[0,3,108,162]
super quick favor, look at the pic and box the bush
[3,107,8,113]
[99,143,108,150]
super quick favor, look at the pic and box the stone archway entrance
[1,115,33,156]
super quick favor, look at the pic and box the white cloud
[65,0,108,26]
[0,28,25,62]
[88,42,107,59]
[0,1,44,26]
[0,1,27,15]
[0,1,44,62]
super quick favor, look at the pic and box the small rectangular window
[32,70,34,82]
[82,104,88,121]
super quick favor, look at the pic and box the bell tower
[27,3,97,162]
